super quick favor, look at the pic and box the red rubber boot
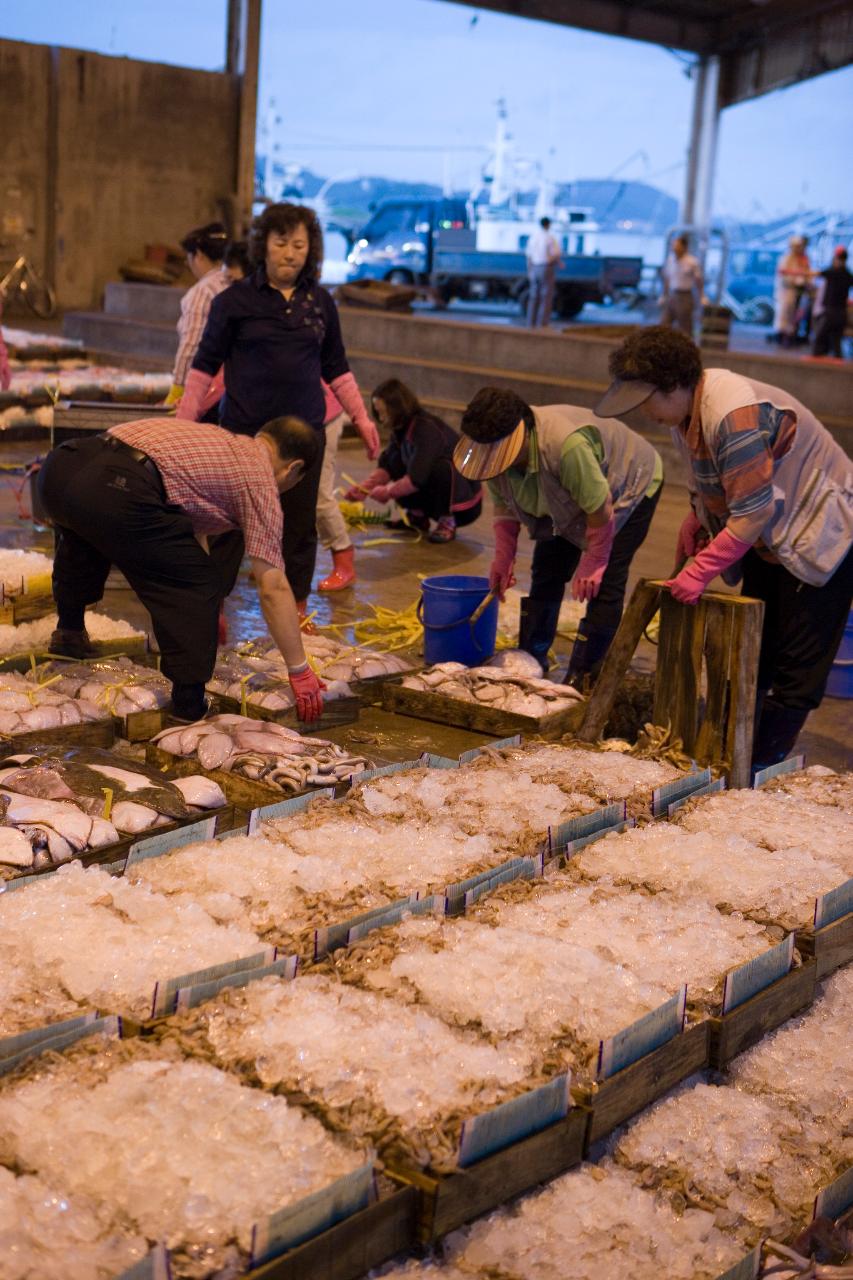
[318,546,356,592]
[296,599,317,634]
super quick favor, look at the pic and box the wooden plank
[380,682,585,741]
[693,598,731,767]
[580,1021,710,1145]
[390,1107,590,1243]
[725,596,763,789]
[578,579,660,742]
[708,959,817,1068]
[654,590,702,751]
[796,912,853,980]
[245,1186,417,1280]
[144,743,337,812]
[0,717,115,752]
[210,691,361,735]
[0,594,55,627]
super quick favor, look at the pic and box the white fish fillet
[0,826,34,867]
[172,776,226,808]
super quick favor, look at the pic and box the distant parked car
[725,248,781,325]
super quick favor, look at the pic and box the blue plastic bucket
[826,608,853,699]
[417,574,499,667]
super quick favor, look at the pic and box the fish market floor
[0,433,849,769]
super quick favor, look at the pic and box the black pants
[281,429,325,601]
[741,543,853,710]
[398,459,482,527]
[529,488,661,630]
[812,309,847,358]
[37,436,224,689]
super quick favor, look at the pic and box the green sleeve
[559,427,610,514]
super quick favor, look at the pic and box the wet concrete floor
[0,433,848,770]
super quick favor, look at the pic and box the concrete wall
[0,38,239,310]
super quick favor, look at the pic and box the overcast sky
[4,0,852,219]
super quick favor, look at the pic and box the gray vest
[493,405,660,549]
[674,369,853,587]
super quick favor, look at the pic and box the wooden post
[227,0,262,236]
[578,579,660,742]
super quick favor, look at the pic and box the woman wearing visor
[597,326,853,770]
[454,387,663,686]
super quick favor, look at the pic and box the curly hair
[608,326,703,393]
[460,387,534,443]
[249,203,324,282]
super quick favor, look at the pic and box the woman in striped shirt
[598,326,853,772]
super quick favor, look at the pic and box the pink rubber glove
[329,372,380,460]
[344,468,389,501]
[371,475,418,503]
[176,367,213,421]
[490,518,520,601]
[675,511,710,565]
[571,516,616,603]
[288,663,326,722]
[664,528,752,604]
[0,344,10,392]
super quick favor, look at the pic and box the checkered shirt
[109,418,284,570]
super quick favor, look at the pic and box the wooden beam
[226,0,262,235]
[442,0,715,52]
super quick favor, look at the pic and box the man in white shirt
[526,217,561,328]
[661,234,703,335]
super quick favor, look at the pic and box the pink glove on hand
[675,511,709,565]
[199,368,225,417]
[288,663,326,723]
[344,468,389,500]
[571,516,616,603]
[329,372,380,460]
[370,475,417,504]
[664,528,752,605]
[175,367,213,422]
[489,519,520,601]
[0,346,10,393]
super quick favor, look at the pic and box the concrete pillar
[227,0,262,235]
[682,55,721,235]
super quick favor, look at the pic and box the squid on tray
[28,657,171,715]
[232,635,414,683]
[0,672,104,734]
[207,655,352,712]
[0,746,226,871]
[400,656,585,719]
[151,713,372,794]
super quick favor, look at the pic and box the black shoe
[751,699,810,771]
[169,695,214,724]
[563,620,618,689]
[48,628,97,659]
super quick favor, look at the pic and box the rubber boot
[751,698,810,772]
[296,599,317,635]
[519,596,562,673]
[318,546,356,592]
[563,619,618,690]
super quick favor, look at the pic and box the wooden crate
[0,593,55,627]
[0,716,115,752]
[381,682,585,740]
[112,706,173,743]
[708,960,817,1068]
[796,913,853,979]
[210,691,361,735]
[388,1107,590,1243]
[245,1186,417,1280]
[145,742,331,812]
[1,804,237,885]
[579,1021,710,1146]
